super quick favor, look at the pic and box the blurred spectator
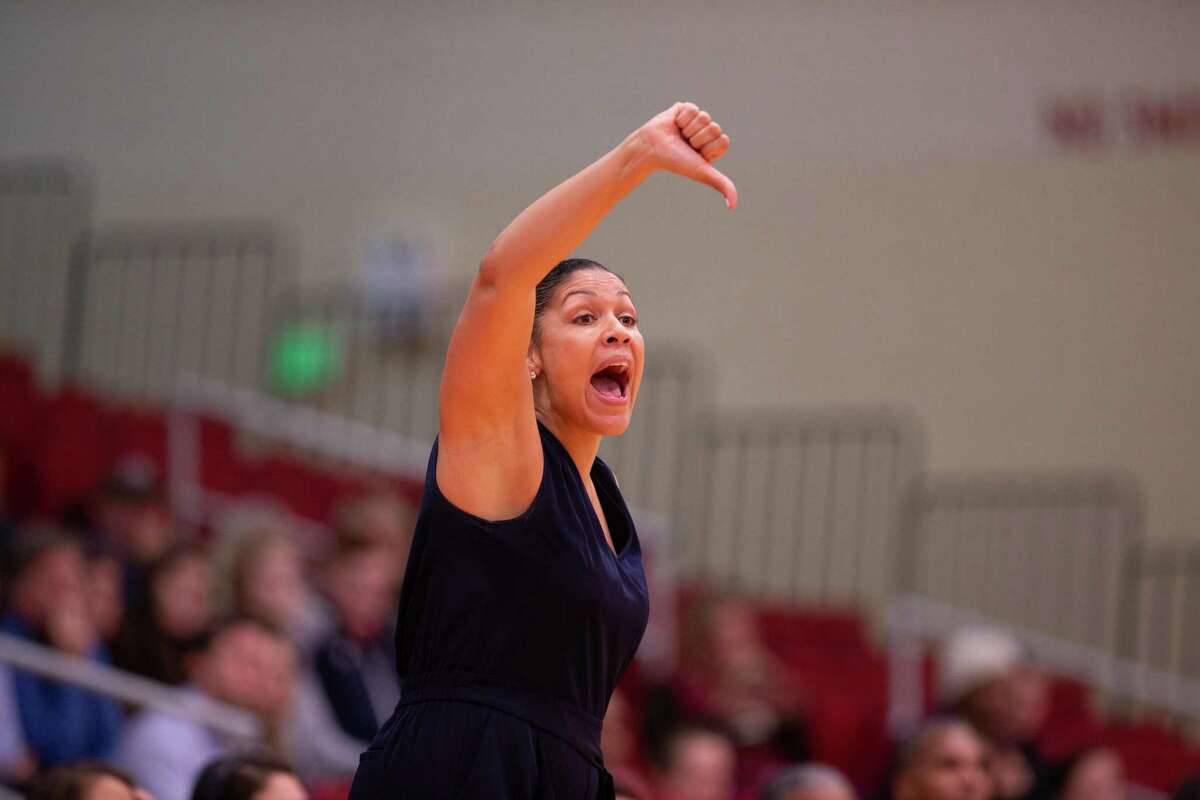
[1043,747,1125,800]
[646,593,809,791]
[211,501,327,655]
[77,456,174,603]
[762,763,857,800]
[611,769,653,800]
[0,444,15,545]
[330,488,416,580]
[0,663,35,785]
[27,761,150,800]
[892,718,990,800]
[603,689,651,788]
[0,528,123,768]
[652,720,737,800]
[312,537,400,742]
[209,502,368,783]
[114,618,290,800]
[83,545,126,645]
[613,785,641,800]
[191,754,308,800]
[112,542,212,685]
[1175,774,1200,800]
[938,628,1048,799]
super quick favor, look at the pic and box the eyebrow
[562,289,633,302]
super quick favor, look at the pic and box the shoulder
[117,708,207,764]
[434,420,545,523]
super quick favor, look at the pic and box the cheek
[541,336,591,381]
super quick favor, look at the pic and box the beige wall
[2,1,1198,537]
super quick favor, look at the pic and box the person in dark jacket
[312,537,399,742]
[0,529,123,768]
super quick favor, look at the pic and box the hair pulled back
[532,258,620,341]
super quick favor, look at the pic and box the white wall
[2,0,1199,537]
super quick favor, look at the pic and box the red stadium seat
[111,405,168,471]
[1101,721,1200,790]
[33,386,116,514]
[244,454,350,522]
[0,350,47,515]
[0,350,46,456]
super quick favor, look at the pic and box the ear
[526,343,543,378]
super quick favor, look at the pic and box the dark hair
[1043,747,1122,798]
[0,525,82,611]
[649,717,735,772]
[895,716,979,774]
[187,614,280,657]
[532,258,619,340]
[1174,773,1200,800]
[191,753,300,800]
[28,762,137,800]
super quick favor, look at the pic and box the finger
[674,102,700,130]
[696,163,738,210]
[682,110,712,139]
[700,134,730,162]
[689,121,723,151]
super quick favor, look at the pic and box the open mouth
[590,363,630,403]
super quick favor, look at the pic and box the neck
[537,412,602,483]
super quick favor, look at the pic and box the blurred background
[1,2,1198,799]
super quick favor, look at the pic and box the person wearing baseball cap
[938,627,1050,800]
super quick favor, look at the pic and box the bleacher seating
[2,346,1199,793]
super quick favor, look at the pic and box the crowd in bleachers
[1,347,1199,800]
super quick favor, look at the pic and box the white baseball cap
[938,626,1023,706]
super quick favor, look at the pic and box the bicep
[439,272,536,439]
[436,272,543,519]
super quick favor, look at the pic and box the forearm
[478,132,655,289]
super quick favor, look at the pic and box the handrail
[886,593,1200,725]
[0,633,260,741]
[172,374,432,476]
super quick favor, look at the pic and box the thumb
[696,163,738,210]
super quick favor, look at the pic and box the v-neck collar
[537,421,632,559]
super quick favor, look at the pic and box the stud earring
[530,370,537,380]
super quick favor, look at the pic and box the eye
[620,314,637,326]
[574,313,595,324]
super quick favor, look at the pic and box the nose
[604,315,631,345]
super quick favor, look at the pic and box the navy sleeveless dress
[348,421,650,799]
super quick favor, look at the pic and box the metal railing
[63,223,290,402]
[0,632,260,740]
[896,472,1144,657]
[0,159,91,383]
[677,408,922,605]
[1118,539,1200,701]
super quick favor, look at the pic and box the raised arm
[437,102,735,518]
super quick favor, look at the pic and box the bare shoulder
[435,420,544,522]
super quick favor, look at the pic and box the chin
[595,416,632,437]
[582,405,635,438]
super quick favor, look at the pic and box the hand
[45,594,97,657]
[631,101,738,209]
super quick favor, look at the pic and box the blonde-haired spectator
[209,500,327,655]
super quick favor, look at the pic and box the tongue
[591,375,623,399]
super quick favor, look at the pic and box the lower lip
[589,383,629,407]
